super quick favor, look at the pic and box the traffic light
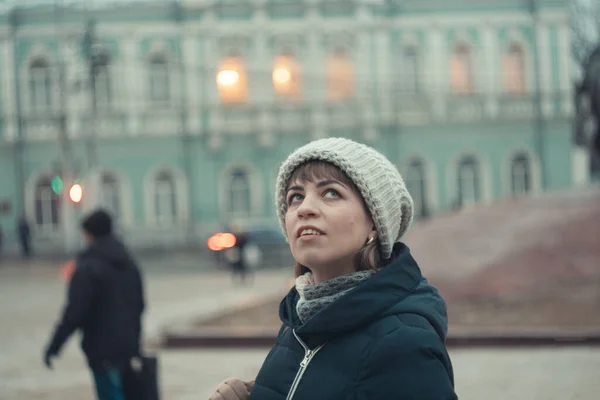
[69,183,83,203]
[51,176,64,194]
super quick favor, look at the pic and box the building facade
[0,0,576,255]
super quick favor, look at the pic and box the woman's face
[285,168,375,282]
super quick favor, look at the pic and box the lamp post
[528,0,547,190]
[53,3,78,254]
[9,9,26,217]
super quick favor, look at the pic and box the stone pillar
[182,34,201,134]
[428,23,446,121]
[536,23,552,117]
[123,35,140,135]
[482,22,498,118]
[2,38,17,141]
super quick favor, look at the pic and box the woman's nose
[296,195,319,218]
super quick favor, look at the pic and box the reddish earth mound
[194,187,600,333]
[405,186,600,302]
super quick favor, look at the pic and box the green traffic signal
[51,176,64,194]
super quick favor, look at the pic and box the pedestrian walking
[43,209,146,400]
[225,226,252,285]
[17,214,31,258]
[209,138,457,400]
[0,223,4,259]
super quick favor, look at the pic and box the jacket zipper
[285,330,326,400]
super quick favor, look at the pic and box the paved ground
[1,258,600,400]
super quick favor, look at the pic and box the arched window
[272,54,302,100]
[400,47,420,94]
[228,169,251,218]
[457,155,481,207]
[154,170,177,225]
[405,159,427,218]
[450,43,474,94]
[101,173,121,220]
[217,56,248,104]
[92,51,112,109]
[29,58,52,111]
[511,153,531,195]
[503,43,526,94]
[149,54,170,103]
[326,47,354,101]
[34,176,60,229]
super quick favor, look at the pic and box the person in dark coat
[17,214,31,258]
[43,209,145,400]
[209,138,457,400]
[227,226,252,285]
[0,224,4,259]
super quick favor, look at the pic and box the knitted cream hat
[275,137,414,260]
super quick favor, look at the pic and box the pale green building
[0,0,578,255]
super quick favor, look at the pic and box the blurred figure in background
[17,214,31,259]
[225,224,252,285]
[43,209,145,400]
[0,223,4,260]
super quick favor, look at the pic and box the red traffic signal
[69,184,83,203]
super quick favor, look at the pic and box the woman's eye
[323,189,340,198]
[288,193,303,204]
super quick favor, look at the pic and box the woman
[209,138,457,400]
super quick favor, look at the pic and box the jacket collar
[279,243,422,349]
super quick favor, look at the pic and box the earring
[366,236,374,245]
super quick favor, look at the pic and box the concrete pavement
[0,258,290,399]
[1,259,599,400]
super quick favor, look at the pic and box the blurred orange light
[220,233,237,249]
[207,234,224,251]
[207,232,237,251]
[69,184,83,203]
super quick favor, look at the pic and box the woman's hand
[208,377,253,400]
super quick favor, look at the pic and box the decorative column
[306,3,327,140]
[536,23,552,117]
[428,23,446,121]
[253,20,274,147]
[123,35,140,136]
[2,38,17,141]
[482,22,498,118]
[182,34,201,134]
[374,29,391,127]
[62,38,82,138]
[204,9,223,150]
[557,23,572,115]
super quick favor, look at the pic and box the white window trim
[144,165,189,228]
[219,162,264,223]
[145,40,180,108]
[84,168,134,228]
[397,32,423,94]
[324,44,356,103]
[447,31,480,94]
[502,148,542,196]
[21,45,60,115]
[25,171,62,236]
[500,29,535,94]
[400,155,439,216]
[446,151,493,209]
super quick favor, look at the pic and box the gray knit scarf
[295,270,377,324]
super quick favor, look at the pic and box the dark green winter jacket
[250,243,457,400]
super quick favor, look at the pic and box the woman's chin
[295,253,328,271]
